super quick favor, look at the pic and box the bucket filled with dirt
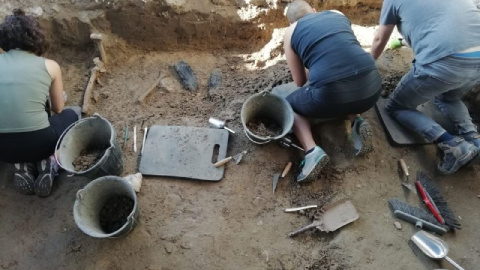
[73,176,139,238]
[241,91,294,144]
[55,114,123,179]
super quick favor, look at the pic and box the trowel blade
[316,199,359,232]
[232,150,247,164]
[272,173,281,194]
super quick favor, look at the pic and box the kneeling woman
[0,10,79,197]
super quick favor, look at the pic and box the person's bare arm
[45,59,64,114]
[284,23,307,87]
[371,24,395,60]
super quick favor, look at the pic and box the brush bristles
[417,172,461,230]
[388,198,445,227]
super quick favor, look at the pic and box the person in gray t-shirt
[371,0,480,174]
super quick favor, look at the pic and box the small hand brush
[416,172,461,230]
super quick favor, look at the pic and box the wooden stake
[81,66,100,115]
[281,162,292,178]
[138,75,163,103]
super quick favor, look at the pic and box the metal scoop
[411,230,465,270]
[209,117,235,134]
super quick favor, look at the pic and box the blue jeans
[386,55,480,142]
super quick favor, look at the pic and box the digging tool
[398,159,416,194]
[288,199,359,237]
[81,66,100,115]
[411,230,465,270]
[277,137,304,151]
[272,173,280,194]
[214,151,247,168]
[209,117,235,134]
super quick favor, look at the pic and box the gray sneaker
[34,155,59,198]
[13,163,37,195]
[460,132,480,162]
[351,116,373,156]
[437,137,478,174]
[297,146,329,182]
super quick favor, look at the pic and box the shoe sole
[297,154,330,183]
[355,123,373,156]
[34,174,53,198]
[437,148,478,174]
[13,173,35,195]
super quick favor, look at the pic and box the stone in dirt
[72,148,106,172]
[381,73,403,98]
[394,221,402,230]
[99,195,134,234]
[246,117,282,137]
[174,60,198,91]
[208,69,222,94]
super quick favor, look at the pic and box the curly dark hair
[0,9,48,56]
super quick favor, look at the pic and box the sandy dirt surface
[1,2,480,270]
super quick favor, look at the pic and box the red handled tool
[415,181,445,225]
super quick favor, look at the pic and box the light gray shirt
[380,0,480,64]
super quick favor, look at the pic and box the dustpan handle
[445,256,465,270]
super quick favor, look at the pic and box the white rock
[394,221,402,230]
[123,173,142,192]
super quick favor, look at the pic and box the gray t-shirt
[380,0,480,64]
[0,50,51,133]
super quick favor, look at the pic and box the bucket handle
[76,189,85,200]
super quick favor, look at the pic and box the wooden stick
[281,162,292,178]
[399,159,409,176]
[214,156,232,168]
[81,67,100,114]
[138,76,163,103]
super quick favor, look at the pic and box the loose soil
[246,117,283,137]
[72,148,106,172]
[381,73,403,98]
[99,195,134,234]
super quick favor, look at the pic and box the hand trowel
[288,199,359,237]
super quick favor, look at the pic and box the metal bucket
[73,176,139,238]
[241,91,294,144]
[55,114,123,179]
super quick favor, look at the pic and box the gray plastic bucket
[241,91,294,144]
[55,114,123,179]
[73,176,139,238]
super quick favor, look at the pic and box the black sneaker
[34,155,59,198]
[13,163,37,195]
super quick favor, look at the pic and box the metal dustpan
[288,199,359,237]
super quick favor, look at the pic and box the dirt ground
[1,2,480,270]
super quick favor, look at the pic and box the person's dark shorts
[286,69,382,119]
[0,109,79,163]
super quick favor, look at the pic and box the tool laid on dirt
[277,137,304,151]
[281,162,292,178]
[133,125,137,152]
[288,199,359,237]
[123,125,129,148]
[398,158,416,194]
[214,150,247,168]
[209,117,235,134]
[272,173,281,194]
[81,65,100,115]
[411,230,465,270]
[141,127,148,155]
[284,205,318,212]
[388,198,448,235]
[415,172,460,230]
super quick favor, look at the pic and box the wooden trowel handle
[214,156,232,168]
